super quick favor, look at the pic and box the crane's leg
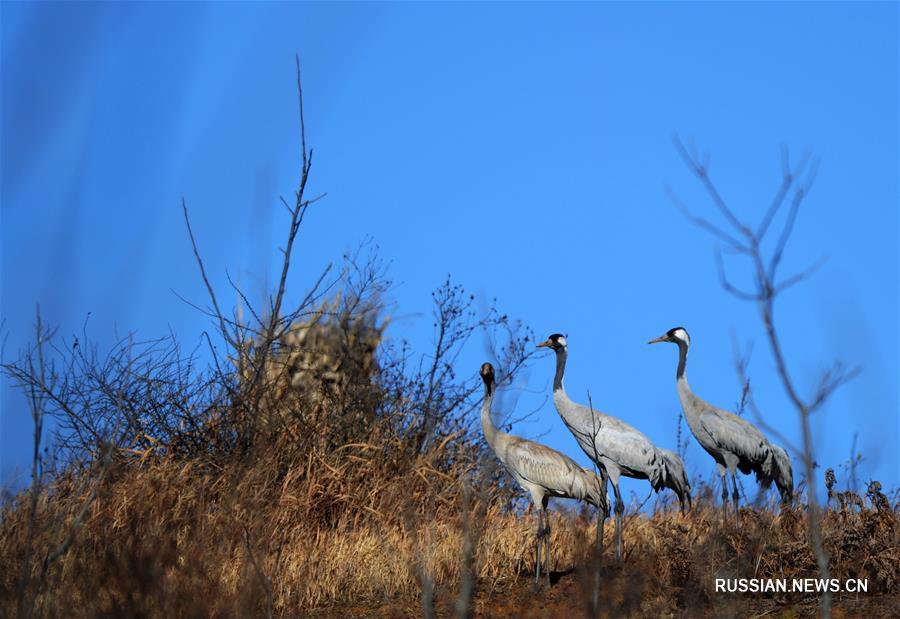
[731,472,741,524]
[543,507,551,588]
[717,463,728,525]
[535,509,542,585]
[595,499,607,559]
[612,482,624,562]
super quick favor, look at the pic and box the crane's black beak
[647,335,668,345]
[536,340,551,349]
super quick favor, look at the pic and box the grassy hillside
[2,432,897,617]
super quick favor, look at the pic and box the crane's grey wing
[584,413,661,478]
[697,407,769,468]
[556,398,669,486]
[506,438,603,503]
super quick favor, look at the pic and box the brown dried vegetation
[2,441,898,617]
[2,65,898,618]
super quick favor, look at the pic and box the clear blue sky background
[2,3,898,501]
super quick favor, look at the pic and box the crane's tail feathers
[581,468,610,516]
[655,449,692,512]
[756,443,794,505]
[771,444,794,504]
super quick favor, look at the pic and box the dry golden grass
[2,434,898,617]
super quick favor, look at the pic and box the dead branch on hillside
[669,137,861,618]
[15,307,50,619]
[180,55,339,454]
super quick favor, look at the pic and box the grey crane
[479,362,609,586]
[648,326,793,523]
[536,334,691,562]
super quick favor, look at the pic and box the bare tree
[14,307,50,619]
[669,137,859,618]
[6,308,116,619]
[179,54,339,456]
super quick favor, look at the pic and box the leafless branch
[17,306,49,618]
[715,251,761,301]
[809,362,862,414]
[772,257,828,295]
[673,141,851,618]
[673,134,750,239]
[296,54,307,171]
[768,158,819,283]
[756,147,812,242]
[182,199,237,351]
[666,186,749,252]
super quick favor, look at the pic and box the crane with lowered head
[479,362,609,586]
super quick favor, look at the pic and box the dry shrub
[1,257,536,617]
[3,450,898,618]
[582,498,899,618]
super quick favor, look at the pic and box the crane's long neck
[552,348,578,414]
[553,348,567,393]
[676,341,688,382]
[551,348,602,445]
[480,383,500,450]
[675,341,698,425]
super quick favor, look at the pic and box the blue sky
[2,2,897,500]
